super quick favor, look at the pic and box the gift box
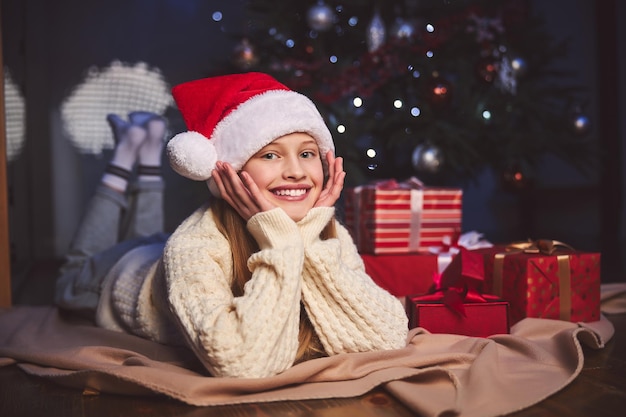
[344,178,462,254]
[406,247,510,337]
[407,296,510,337]
[361,232,492,297]
[361,253,439,297]
[474,242,601,325]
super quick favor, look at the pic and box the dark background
[2,0,624,294]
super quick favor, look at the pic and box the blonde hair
[211,197,335,364]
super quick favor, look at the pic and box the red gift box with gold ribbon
[344,178,462,254]
[474,241,601,325]
[407,248,510,337]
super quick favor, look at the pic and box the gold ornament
[232,38,259,70]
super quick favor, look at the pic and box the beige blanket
[0,302,617,417]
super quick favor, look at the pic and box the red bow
[419,247,498,317]
[438,230,462,253]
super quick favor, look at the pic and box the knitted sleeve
[298,208,409,355]
[163,206,305,378]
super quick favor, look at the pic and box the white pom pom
[166,131,217,181]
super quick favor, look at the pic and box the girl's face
[242,132,324,222]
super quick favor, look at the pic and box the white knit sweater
[100,204,408,379]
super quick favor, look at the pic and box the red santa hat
[167,72,335,184]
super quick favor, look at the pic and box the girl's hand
[314,151,346,208]
[212,161,276,221]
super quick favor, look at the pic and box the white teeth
[274,189,306,197]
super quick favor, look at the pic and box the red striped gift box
[344,179,462,254]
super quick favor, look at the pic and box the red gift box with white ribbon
[344,178,462,254]
[361,231,493,297]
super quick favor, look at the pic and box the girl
[56,72,409,379]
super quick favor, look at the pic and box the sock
[138,117,166,182]
[102,117,147,192]
[102,164,132,192]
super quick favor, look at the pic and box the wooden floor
[1,262,625,417]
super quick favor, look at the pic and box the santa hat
[167,72,335,184]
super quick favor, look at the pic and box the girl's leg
[55,114,148,317]
[123,112,167,239]
[124,180,166,240]
[101,114,147,193]
[56,186,127,316]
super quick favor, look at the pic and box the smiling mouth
[272,188,308,197]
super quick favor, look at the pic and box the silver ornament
[306,2,335,32]
[495,56,517,95]
[572,113,591,135]
[390,18,416,40]
[412,144,443,173]
[366,10,386,52]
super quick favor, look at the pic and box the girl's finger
[240,171,275,213]
[327,158,346,200]
[325,151,336,180]
[214,163,257,219]
[316,155,345,207]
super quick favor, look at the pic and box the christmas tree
[226,0,594,188]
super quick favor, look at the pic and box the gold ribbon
[557,255,572,320]
[506,239,574,255]
[492,239,574,320]
[492,253,506,297]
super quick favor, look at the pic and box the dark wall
[2,0,625,282]
[3,0,249,268]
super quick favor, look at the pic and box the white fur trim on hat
[167,131,217,181]
[213,89,334,172]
